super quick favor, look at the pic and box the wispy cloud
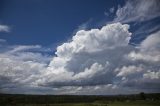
[109,7,115,13]
[0,25,10,32]
[114,0,160,23]
[0,39,6,43]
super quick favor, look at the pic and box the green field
[2,101,160,106]
[107,100,160,106]
[1,93,160,106]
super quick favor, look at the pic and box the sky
[0,0,160,95]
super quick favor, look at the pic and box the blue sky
[0,0,160,94]
[0,0,124,46]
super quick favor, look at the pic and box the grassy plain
[1,93,160,106]
[2,100,160,106]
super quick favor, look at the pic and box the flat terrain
[108,100,160,106]
[1,93,160,106]
[2,101,160,106]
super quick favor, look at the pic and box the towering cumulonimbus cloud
[0,22,160,94]
[36,22,160,93]
[37,23,132,86]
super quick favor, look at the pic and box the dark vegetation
[0,92,160,106]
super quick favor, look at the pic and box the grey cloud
[127,31,160,63]
[119,31,160,91]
